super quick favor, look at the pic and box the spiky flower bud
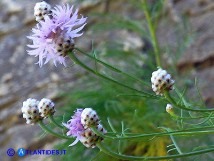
[38,98,55,118]
[79,124,106,148]
[22,98,41,124]
[34,1,52,22]
[166,104,173,113]
[55,35,75,57]
[79,128,101,148]
[63,108,107,148]
[81,108,99,128]
[151,68,175,95]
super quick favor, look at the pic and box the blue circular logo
[7,148,15,156]
[17,148,26,157]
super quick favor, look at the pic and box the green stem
[180,109,184,129]
[162,128,182,154]
[74,48,150,87]
[142,0,161,67]
[92,126,214,140]
[116,94,161,99]
[177,116,214,120]
[175,87,190,107]
[97,142,214,160]
[107,117,117,133]
[38,121,72,140]
[195,78,207,108]
[48,115,64,129]
[182,113,213,126]
[69,52,157,99]
[170,134,183,154]
[164,91,214,112]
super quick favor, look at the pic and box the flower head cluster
[27,2,87,67]
[151,68,175,95]
[81,108,100,128]
[21,98,55,124]
[22,98,41,124]
[34,1,52,22]
[38,98,55,118]
[63,108,107,148]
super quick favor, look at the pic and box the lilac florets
[27,3,87,67]
[63,109,85,138]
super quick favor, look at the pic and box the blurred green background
[0,0,213,161]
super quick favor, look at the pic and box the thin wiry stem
[142,0,161,67]
[68,52,158,99]
[38,121,72,140]
[48,115,64,129]
[162,127,182,154]
[91,126,214,140]
[74,48,150,87]
[97,142,214,160]
[164,91,214,112]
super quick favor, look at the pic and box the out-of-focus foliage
[50,0,214,161]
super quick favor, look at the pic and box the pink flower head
[63,108,107,148]
[63,109,85,146]
[27,4,87,67]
